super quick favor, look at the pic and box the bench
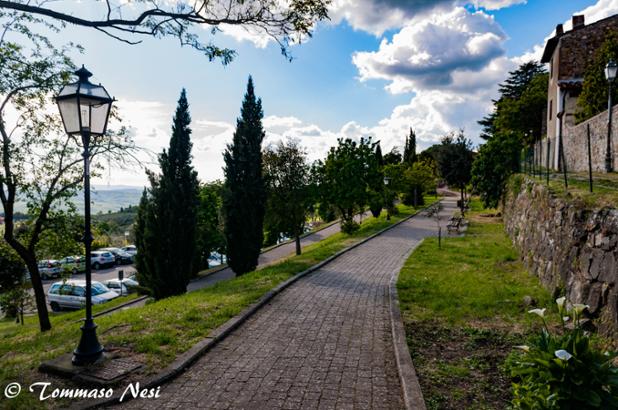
[447,216,463,233]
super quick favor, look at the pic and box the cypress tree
[223,76,266,275]
[403,128,417,166]
[135,89,199,299]
[375,142,384,167]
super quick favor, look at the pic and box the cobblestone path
[120,199,456,410]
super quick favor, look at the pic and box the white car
[104,278,139,295]
[90,251,115,270]
[121,245,137,257]
[47,280,118,311]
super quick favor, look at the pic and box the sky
[15,0,618,187]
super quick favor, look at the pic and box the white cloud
[330,0,525,35]
[563,0,618,31]
[352,7,507,94]
[472,0,526,10]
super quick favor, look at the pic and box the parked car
[99,247,133,265]
[47,280,118,311]
[104,278,139,295]
[59,256,86,274]
[90,251,115,270]
[37,260,62,280]
[121,245,137,257]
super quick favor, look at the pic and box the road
[45,210,371,313]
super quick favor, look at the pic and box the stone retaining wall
[536,105,618,172]
[503,176,618,337]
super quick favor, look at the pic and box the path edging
[389,239,427,410]
[79,204,435,409]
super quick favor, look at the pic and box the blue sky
[28,0,618,186]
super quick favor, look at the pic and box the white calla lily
[515,345,530,352]
[528,308,546,318]
[572,304,590,314]
[555,349,573,361]
[556,297,566,309]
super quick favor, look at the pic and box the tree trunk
[295,235,301,256]
[24,257,51,331]
[460,187,465,217]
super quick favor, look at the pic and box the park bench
[447,216,463,233]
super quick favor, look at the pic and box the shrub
[506,298,618,409]
[341,219,360,234]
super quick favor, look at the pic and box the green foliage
[263,140,313,253]
[401,160,435,206]
[136,89,199,299]
[35,212,84,259]
[0,241,24,293]
[507,301,618,409]
[577,32,618,123]
[471,132,523,208]
[479,61,547,142]
[383,147,402,165]
[403,128,417,166]
[0,241,29,319]
[222,77,266,274]
[436,132,474,191]
[195,181,225,271]
[316,137,379,233]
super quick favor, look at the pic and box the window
[49,284,60,294]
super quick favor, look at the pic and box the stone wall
[503,176,618,337]
[537,105,618,172]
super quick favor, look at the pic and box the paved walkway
[118,199,456,409]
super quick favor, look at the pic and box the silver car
[37,260,62,280]
[47,280,118,311]
[104,278,139,295]
[121,245,137,257]
[91,251,115,270]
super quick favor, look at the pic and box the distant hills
[4,186,144,216]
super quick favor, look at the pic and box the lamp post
[383,176,391,221]
[605,60,617,173]
[55,66,114,366]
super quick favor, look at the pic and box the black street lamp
[605,60,617,172]
[55,66,114,365]
[383,176,391,221]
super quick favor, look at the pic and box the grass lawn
[0,199,434,409]
[524,171,618,208]
[397,199,551,410]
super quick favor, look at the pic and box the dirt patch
[405,320,521,410]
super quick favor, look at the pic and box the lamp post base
[72,321,104,366]
[606,154,613,173]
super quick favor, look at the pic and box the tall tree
[471,132,522,208]
[0,11,133,331]
[383,147,403,165]
[0,0,330,63]
[222,77,266,275]
[577,33,618,122]
[135,89,199,299]
[318,137,377,233]
[375,142,384,167]
[479,61,547,141]
[437,132,474,215]
[263,140,312,255]
[403,128,417,166]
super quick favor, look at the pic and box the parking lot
[42,263,137,308]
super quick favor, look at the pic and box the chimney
[572,15,585,28]
[556,24,564,36]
